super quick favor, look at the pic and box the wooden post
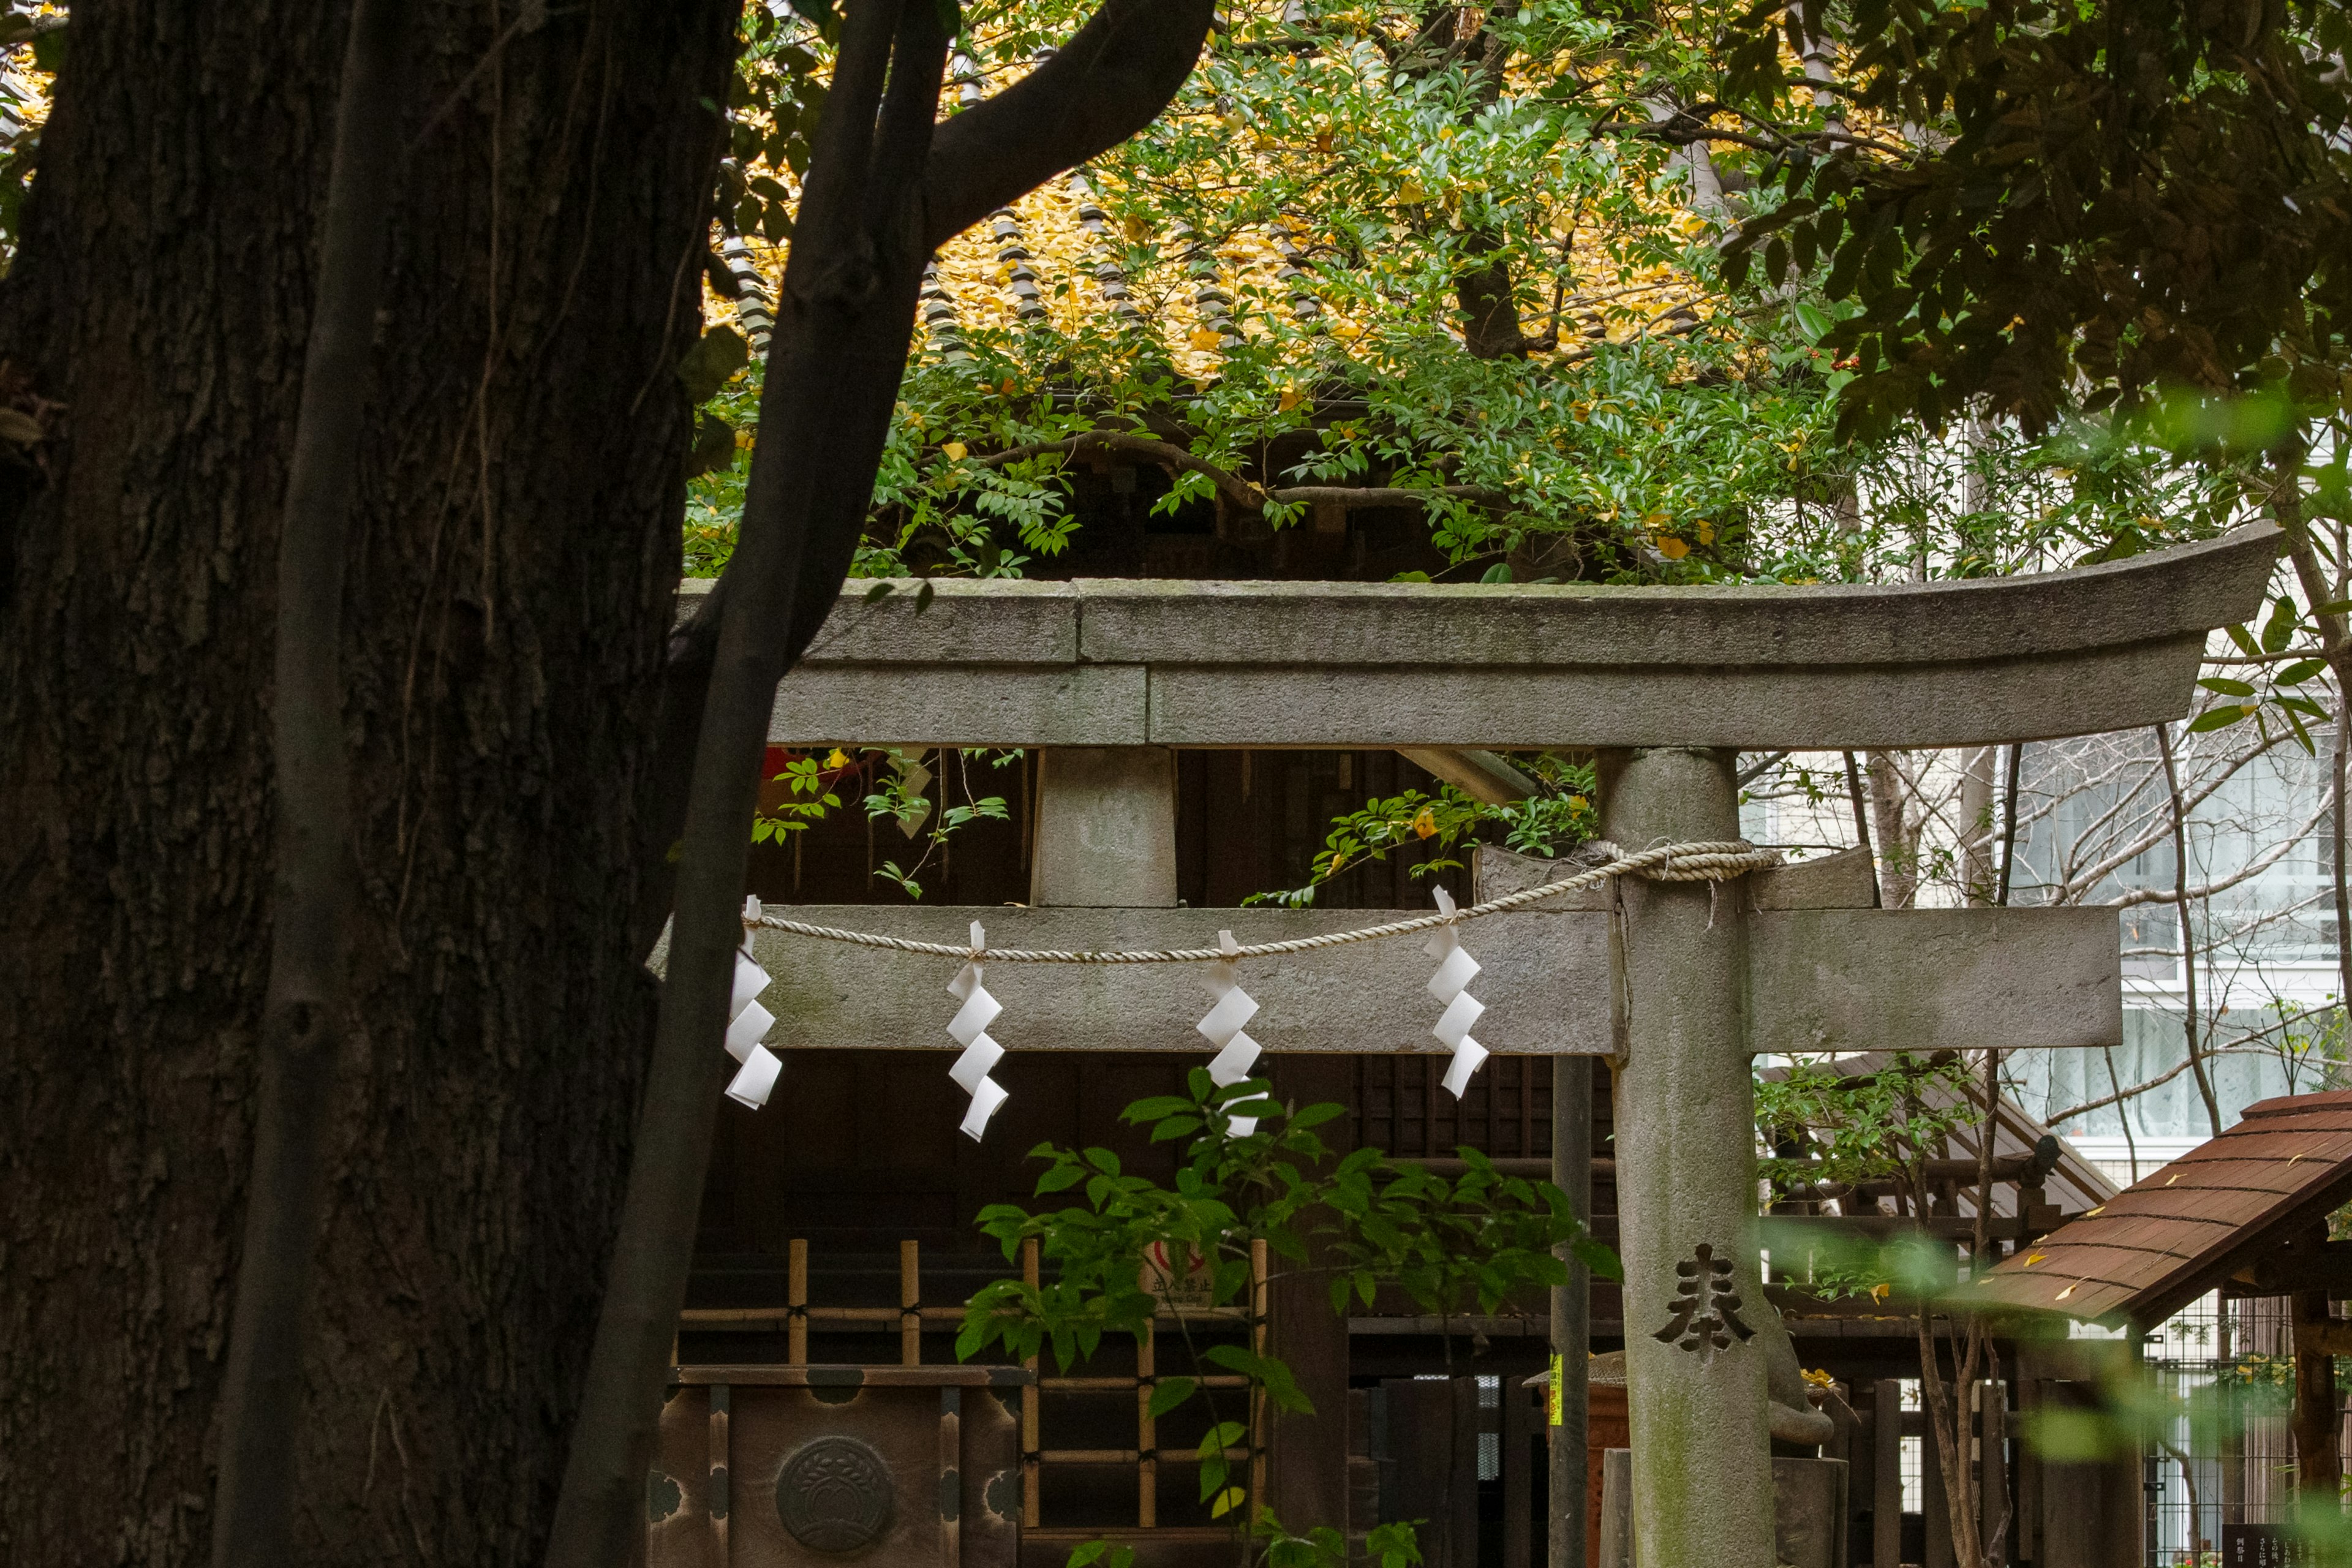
[902,1238,922,1367]
[1251,1237,1270,1517]
[1923,1406,1954,1568]
[1872,1381,1903,1568]
[2014,1379,2041,1568]
[1138,1321,1158,1526]
[2294,1288,2340,1509]
[1980,1380,2008,1559]
[1023,1235,1042,1528]
[788,1238,809,1366]
[1502,1373,1533,1568]
[709,1384,731,1561]
[1550,1054,1593,1568]
[1267,1054,1356,1536]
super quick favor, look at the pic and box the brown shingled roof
[1975,1091,2352,1327]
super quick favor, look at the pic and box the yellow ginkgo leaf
[1655,535,1689,560]
[1411,806,1438,839]
[1398,178,1427,203]
[1327,850,1348,875]
[1278,386,1305,412]
[943,440,968,461]
[824,748,851,770]
[1189,327,1225,351]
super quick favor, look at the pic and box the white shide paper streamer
[1197,929,1264,1136]
[1424,888,1488,1098]
[726,895,783,1109]
[948,921,1008,1140]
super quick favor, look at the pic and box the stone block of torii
[700,522,2277,1568]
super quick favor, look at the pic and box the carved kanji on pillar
[1653,1243,1754,1363]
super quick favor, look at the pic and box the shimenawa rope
[747,838,1779,963]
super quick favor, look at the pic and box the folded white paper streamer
[949,920,1008,1140]
[725,898,780,1106]
[1425,888,1488,1098]
[726,1044,782,1109]
[1198,930,1262,1136]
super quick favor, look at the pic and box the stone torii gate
[718,522,2275,1568]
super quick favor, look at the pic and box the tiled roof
[1975,1091,2352,1326]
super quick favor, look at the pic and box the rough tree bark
[548,3,1218,1563]
[0,2,735,1562]
[210,1,404,1562]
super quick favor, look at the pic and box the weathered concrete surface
[1600,747,1776,1568]
[770,664,1147,748]
[753,889,2123,1058]
[750,907,1609,1055]
[1746,846,1876,911]
[1029,748,1178,907]
[747,524,2277,748]
[1136,638,2206,748]
[1748,907,2121,1055]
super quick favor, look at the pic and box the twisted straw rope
[748,839,1779,964]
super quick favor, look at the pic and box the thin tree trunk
[2269,451,2352,1039]
[1998,741,2024,905]
[1866,750,1915,907]
[1842,748,1881,906]
[208,6,405,1562]
[547,4,1217,1560]
[2155,722,2224,1136]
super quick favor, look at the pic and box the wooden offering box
[647,1365,1032,1568]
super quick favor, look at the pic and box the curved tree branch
[922,0,1215,249]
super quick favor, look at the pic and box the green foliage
[1245,757,1597,908]
[1753,1052,1989,1302]
[750,752,843,845]
[1755,1050,1983,1199]
[747,746,1014,900]
[1719,0,2352,435]
[959,1072,1614,1522]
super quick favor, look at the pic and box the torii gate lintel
[729,524,2275,1568]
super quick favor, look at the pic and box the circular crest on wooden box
[775,1435,895,1553]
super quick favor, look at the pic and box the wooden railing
[676,1237,1269,1533]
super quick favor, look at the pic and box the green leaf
[2188,706,2256,733]
[2275,659,2328,686]
[2197,677,2257,698]
[2263,595,2299,654]
[676,325,752,402]
[1148,1376,1197,1419]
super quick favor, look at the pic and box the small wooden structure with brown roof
[1980,1090,2352,1510]
[1977,1090,2352,1327]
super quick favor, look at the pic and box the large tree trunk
[0,3,733,1562]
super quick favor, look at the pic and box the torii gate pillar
[1599,747,1774,1568]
